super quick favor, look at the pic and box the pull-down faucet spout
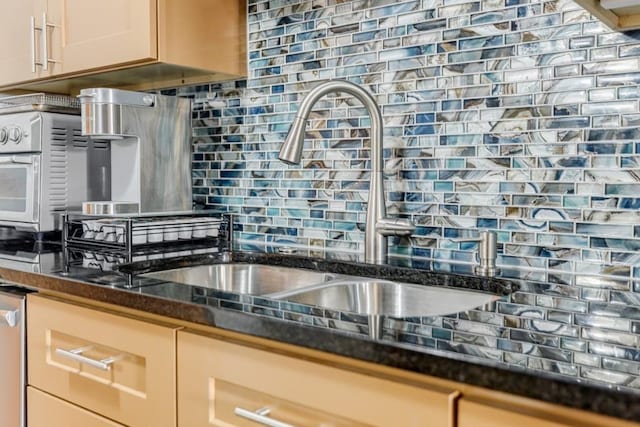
[279,80,415,264]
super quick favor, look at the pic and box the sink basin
[274,279,500,318]
[140,263,337,295]
[140,262,504,340]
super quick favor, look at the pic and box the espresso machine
[78,88,192,215]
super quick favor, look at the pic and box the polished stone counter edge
[0,262,638,422]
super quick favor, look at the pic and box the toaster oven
[0,108,110,233]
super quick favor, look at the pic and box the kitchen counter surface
[1,243,639,422]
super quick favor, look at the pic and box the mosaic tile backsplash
[166,0,640,392]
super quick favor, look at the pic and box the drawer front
[27,294,177,427]
[178,330,455,427]
[458,400,569,427]
[199,379,359,427]
[458,398,639,427]
[28,386,125,427]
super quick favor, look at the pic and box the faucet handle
[453,230,500,277]
[376,217,415,236]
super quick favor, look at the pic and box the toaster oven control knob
[0,128,7,144]
[8,127,23,144]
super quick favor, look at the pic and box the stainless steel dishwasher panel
[0,287,27,427]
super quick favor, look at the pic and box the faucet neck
[283,80,384,174]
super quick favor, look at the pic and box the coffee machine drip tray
[83,202,140,216]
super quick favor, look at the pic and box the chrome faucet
[279,80,415,264]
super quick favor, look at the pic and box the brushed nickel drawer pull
[55,346,119,371]
[234,407,295,427]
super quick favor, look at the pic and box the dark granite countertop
[1,243,639,422]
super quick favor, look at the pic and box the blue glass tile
[353,29,385,42]
[398,333,436,348]
[411,19,446,32]
[446,159,465,168]
[404,125,435,135]
[416,112,435,123]
[607,184,640,196]
[592,238,640,251]
[303,219,332,229]
[434,181,453,192]
[440,134,481,146]
[358,18,377,29]
[578,223,633,238]
[370,1,420,18]
[442,100,462,110]
[459,35,504,50]
[477,218,498,228]
[297,29,327,42]
[220,300,243,311]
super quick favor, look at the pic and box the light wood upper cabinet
[47,0,157,76]
[0,0,246,93]
[177,330,459,427]
[0,0,49,85]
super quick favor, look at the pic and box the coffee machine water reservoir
[78,88,192,215]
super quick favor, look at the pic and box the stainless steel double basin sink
[141,263,500,321]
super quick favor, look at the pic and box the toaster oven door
[0,154,39,228]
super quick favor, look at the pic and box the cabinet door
[0,0,49,86]
[27,294,177,427]
[28,386,125,427]
[178,330,457,427]
[46,0,157,76]
[458,399,638,427]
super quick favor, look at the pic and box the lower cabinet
[177,330,458,427]
[458,399,571,427]
[27,387,125,427]
[26,294,178,427]
[457,396,639,427]
[24,293,640,427]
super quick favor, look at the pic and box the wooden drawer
[27,294,178,427]
[458,400,570,427]
[178,330,457,427]
[28,386,125,427]
[457,397,639,427]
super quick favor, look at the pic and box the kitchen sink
[139,263,337,295]
[141,262,503,339]
[270,279,500,318]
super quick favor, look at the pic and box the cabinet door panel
[458,400,569,427]
[0,0,49,85]
[28,386,125,427]
[458,399,638,427]
[27,294,177,427]
[48,0,156,75]
[178,330,455,427]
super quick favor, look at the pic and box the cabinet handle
[234,407,295,427]
[0,309,18,327]
[29,16,41,72]
[41,13,61,71]
[55,346,119,371]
